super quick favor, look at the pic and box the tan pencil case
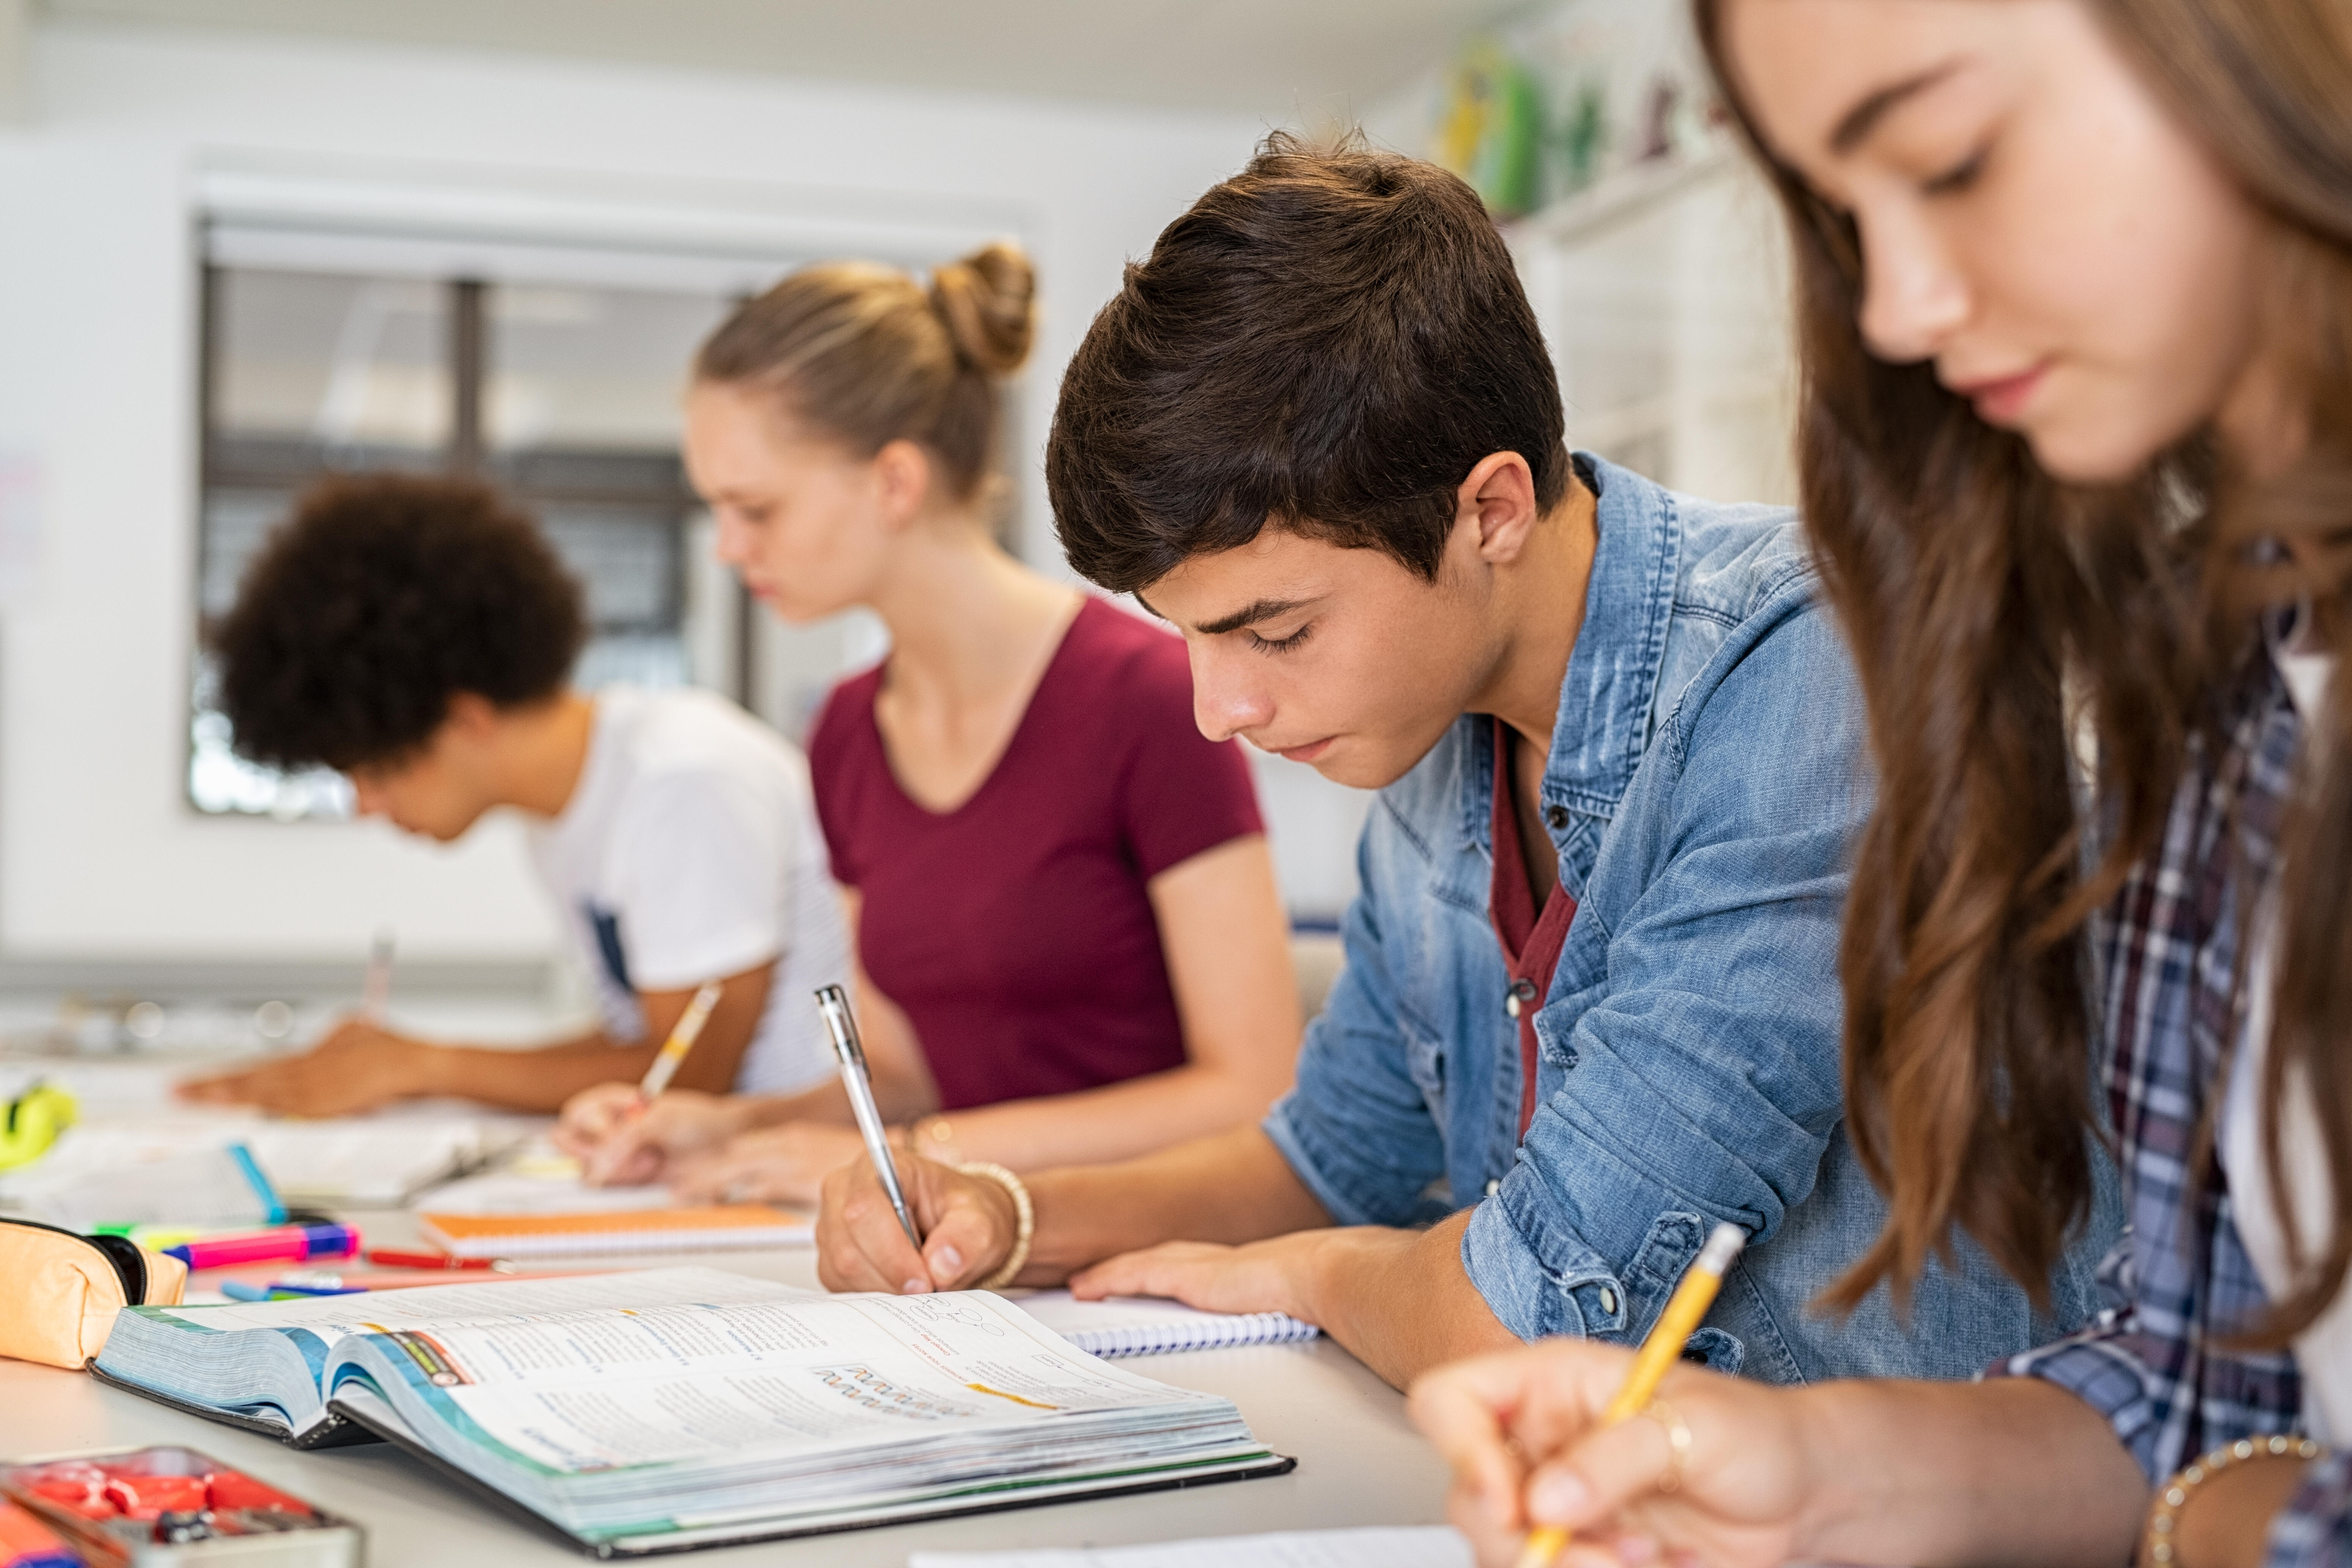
[0,1217,187,1369]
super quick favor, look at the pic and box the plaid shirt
[1997,646,2349,1567]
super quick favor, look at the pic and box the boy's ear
[1457,451,1542,566]
[442,691,501,740]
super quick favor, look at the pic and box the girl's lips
[1275,737,1334,763]
[1953,363,2049,424]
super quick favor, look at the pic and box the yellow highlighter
[1516,1222,1748,1568]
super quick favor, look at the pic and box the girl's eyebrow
[1830,60,1963,153]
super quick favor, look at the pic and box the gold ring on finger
[1641,1396,1693,1494]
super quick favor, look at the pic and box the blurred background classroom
[0,0,1796,1127]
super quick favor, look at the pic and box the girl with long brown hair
[1410,3,2351,1566]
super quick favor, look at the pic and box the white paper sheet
[908,1527,1473,1568]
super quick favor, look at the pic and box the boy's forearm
[419,1034,656,1112]
[1025,1125,1331,1276]
[1304,1212,1521,1389]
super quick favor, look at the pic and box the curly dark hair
[212,473,586,771]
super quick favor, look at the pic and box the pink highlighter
[163,1223,361,1271]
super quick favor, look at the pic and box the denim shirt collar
[1456,454,1683,877]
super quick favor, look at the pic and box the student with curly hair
[182,473,850,1116]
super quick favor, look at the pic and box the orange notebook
[416,1204,813,1260]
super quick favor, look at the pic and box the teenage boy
[815,137,2116,1390]
[183,474,850,1118]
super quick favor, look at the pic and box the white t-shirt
[2218,628,2348,1443]
[527,685,847,1095]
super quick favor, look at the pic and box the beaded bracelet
[2144,1433,2324,1566]
[955,1161,1034,1291]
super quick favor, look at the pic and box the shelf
[1506,145,1737,248]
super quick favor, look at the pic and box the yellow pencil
[637,980,725,1101]
[1515,1222,1747,1568]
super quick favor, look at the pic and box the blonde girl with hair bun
[556,242,1303,1206]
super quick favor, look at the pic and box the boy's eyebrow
[1189,596,1317,637]
[1829,61,1961,153]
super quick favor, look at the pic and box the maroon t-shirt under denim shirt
[808,597,1265,1111]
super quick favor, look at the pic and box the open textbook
[91,1268,1290,1556]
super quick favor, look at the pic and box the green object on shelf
[1562,77,1609,194]
[0,1083,76,1172]
[1438,41,1544,218]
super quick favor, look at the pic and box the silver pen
[814,985,922,1250]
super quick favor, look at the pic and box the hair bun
[929,241,1036,376]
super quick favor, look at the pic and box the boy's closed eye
[1246,623,1313,654]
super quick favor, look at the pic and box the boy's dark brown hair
[1050,131,1570,594]
[212,473,586,772]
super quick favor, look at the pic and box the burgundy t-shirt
[808,597,1265,1110]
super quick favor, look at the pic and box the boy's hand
[1067,1234,1330,1323]
[178,1018,438,1117]
[816,1153,1017,1295]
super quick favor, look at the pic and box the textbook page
[150,1266,811,1353]
[909,1527,1473,1568]
[346,1290,1239,1473]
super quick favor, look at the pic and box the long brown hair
[1695,0,2352,1337]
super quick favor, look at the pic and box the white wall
[0,19,1270,971]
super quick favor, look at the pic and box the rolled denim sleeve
[1263,813,1453,1230]
[1464,597,1867,1345]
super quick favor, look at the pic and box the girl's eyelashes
[1922,141,1991,197]
[1246,623,1313,654]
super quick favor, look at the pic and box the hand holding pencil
[574,980,725,1186]
[1409,1225,1815,1568]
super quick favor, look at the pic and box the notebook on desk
[91,1267,1293,1555]
[415,1203,812,1258]
[1015,1292,1320,1357]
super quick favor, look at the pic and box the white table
[0,1214,1450,1564]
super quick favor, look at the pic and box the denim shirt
[1265,455,2117,1384]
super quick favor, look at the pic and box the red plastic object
[21,1465,109,1519]
[101,1471,208,1520]
[206,1472,312,1518]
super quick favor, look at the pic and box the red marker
[364,1249,498,1270]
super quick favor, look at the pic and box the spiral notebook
[1015,1291,1320,1357]
[416,1203,812,1258]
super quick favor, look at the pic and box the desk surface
[0,1215,1450,1564]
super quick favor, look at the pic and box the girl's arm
[1410,1338,2150,1568]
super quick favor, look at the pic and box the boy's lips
[1272,737,1335,763]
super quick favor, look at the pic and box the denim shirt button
[1484,1179,1501,1197]
[1544,804,1570,832]
[1600,1286,1619,1316]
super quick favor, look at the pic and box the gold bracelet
[955,1161,1034,1291]
[2144,1434,2324,1565]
